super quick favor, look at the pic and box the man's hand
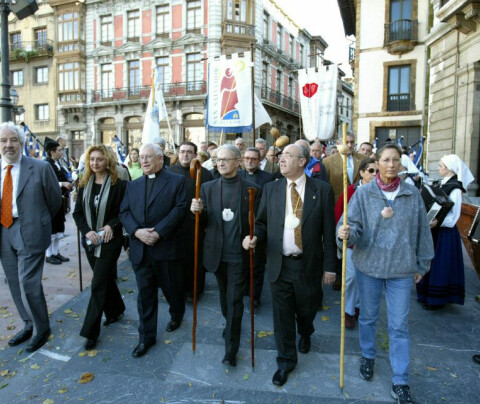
[61,181,72,190]
[322,272,336,286]
[429,219,438,229]
[242,235,257,250]
[414,273,423,284]
[135,228,160,246]
[190,198,204,214]
[100,224,113,243]
[86,230,100,245]
[337,225,350,240]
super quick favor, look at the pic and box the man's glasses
[179,150,194,155]
[217,158,237,164]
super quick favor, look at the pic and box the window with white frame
[156,4,170,37]
[127,10,140,40]
[58,62,80,91]
[187,0,201,33]
[263,12,269,41]
[289,35,294,58]
[101,15,113,43]
[276,70,281,92]
[186,53,202,91]
[12,70,23,86]
[156,56,169,87]
[35,66,48,84]
[262,62,268,88]
[276,24,282,50]
[101,64,113,97]
[35,104,49,121]
[128,60,140,95]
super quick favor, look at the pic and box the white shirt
[1,156,22,218]
[260,158,267,170]
[440,176,462,228]
[282,173,306,256]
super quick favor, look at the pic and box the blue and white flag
[142,67,167,144]
[114,136,126,163]
[414,137,424,167]
[397,136,403,147]
[35,142,40,157]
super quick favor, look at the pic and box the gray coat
[338,180,434,279]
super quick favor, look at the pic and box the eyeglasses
[367,168,379,174]
[280,153,301,160]
[216,158,237,164]
[243,157,258,161]
[179,150,194,155]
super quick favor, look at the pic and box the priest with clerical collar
[191,144,261,368]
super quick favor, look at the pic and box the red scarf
[376,172,400,192]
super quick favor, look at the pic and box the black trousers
[215,261,247,356]
[270,256,322,371]
[133,257,185,344]
[80,247,125,340]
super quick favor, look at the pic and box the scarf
[376,172,400,192]
[82,175,111,258]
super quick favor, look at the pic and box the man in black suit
[120,143,187,358]
[168,141,213,299]
[243,144,337,387]
[238,147,274,307]
[191,144,261,367]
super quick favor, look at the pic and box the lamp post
[0,0,13,122]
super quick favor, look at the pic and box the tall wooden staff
[190,158,202,352]
[247,187,257,368]
[338,122,349,391]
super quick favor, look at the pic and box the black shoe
[221,353,236,367]
[55,253,70,262]
[46,256,62,265]
[8,328,33,347]
[473,354,480,365]
[422,304,445,311]
[85,339,97,350]
[298,335,311,354]
[359,357,375,381]
[26,328,51,352]
[332,280,341,291]
[391,384,412,404]
[103,313,124,326]
[272,369,290,387]
[132,341,155,358]
[166,319,181,332]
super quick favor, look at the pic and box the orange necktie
[291,182,303,250]
[1,165,14,228]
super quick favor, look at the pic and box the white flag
[142,67,167,144]
[254,94,272,128]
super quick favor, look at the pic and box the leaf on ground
[188,382,192,387]
[243,373,249,380]
[0,370,8,377]
[31,364,40,370]
[0,383,8,389]
[48,334,54,340]
[58,387,68,394]
[6,326,15,331]
[321,316,329,321]
[127,290,134,294]
[86,350,98,357]
[55,319,63,323]
[64,309,72,314]
[18,357,28,363]
[322,305,330,311]
[450,373,458,378]
[78,352,86,357]
[119,277,129,282]
[257,330,274,338]
[426,366,438,371]
[164,340,172,345]
[78,372,94,384]
[43,400,54,404]
[17,349,23,355]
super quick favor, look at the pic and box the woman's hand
[429,219,438,229]
[86,230,100,245]
[414,273,423,283]
[100,225,113,243]
[337,225,350,240]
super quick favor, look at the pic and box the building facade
[339,0,429,150]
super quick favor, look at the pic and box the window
[58,12,81,52]
[12,70,23,86]
[35,67,48,84]
[227,0,249,22]
[288,77,293,99]
[389,0,414,41]
[289,36,294,58]
[187,0,201,33]
[276,70,281,92]
[156,5,170,37]
[276,24,282,50]
[100,15,113,43]
[59,62,80,91]
[300,44,304,66]
[390,0,412,21]
[14,107,24,125]
[35,104,49,121]
[262,62,268,87]
[128,60,140,95]
[34,28,47,48]
[156,56,169,87]
[388,65,411,111]
[101,64,113,97]
[263,12,269,41]
[10,32,22,50]
[186,53,202,91]
[127,10,140,40]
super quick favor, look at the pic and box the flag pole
[250,42,256,146]
[339,122,348,392]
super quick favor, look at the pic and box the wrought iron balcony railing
[261,86,299,114]
[387,93,411,111]
[222,20,255,37]
[384,19,418,44]
[91,81,207,103]
[9,40,54,60]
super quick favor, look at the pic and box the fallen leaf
[48,334,54,340]
[0,370,8,377]
[58,387,68,394]
[243,373,249,380]
[322,305,330,311]
[450,373,458,378]
[78,352,86,357]
[17,349,23,356]
[321,316,329,321]
[64,309,72,314]
[188,382,192,387]
[426,366,438,371]
[164,340,172,345]
[0,383,8,389]
[31,364,40,370]
[257,330,274,338]
[78,372,94,384]
[86,350,98,357]
[119,277,129,282]
[43,400,54,404]
[6,326,15,331]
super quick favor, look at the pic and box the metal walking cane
[247,187,257,368]
[190,158,202,352]
[338,122,349,391]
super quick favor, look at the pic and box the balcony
[57,40,86,54]
[387,93,411,112]
[384,20,418,55]
[221,20,255,49]
[260,86,299,114]
[438,0,480,34]
[91,81,207,103]
[9,40,54,62]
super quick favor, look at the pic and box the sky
[274,0,354,78]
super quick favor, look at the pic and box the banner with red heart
[302,83,318,98]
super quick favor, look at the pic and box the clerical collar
[247,169,258,175]
[146,170,161,179]
[221,175,238,184]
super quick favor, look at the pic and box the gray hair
[218,144,241,159]
[337,132,355,143]
[255,138,269,148]
[141,143,163,156]
[297,145,310,167]
[0,122,26,144]
[295,139,310,152]
[152,137,166,147]
[245,147,261,160]
[235,137,245,144]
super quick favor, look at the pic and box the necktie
[291,182,303,250]
[1,165,14,228]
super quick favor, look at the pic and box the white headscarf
[440,154,475,190]
[400,154,419,174]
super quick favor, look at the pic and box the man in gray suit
[0,122,62,352]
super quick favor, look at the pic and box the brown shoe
[345,313,356,329]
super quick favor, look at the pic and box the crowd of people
[1,120,479,404]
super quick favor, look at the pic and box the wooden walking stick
[338,122,349,391]
[247,187,257,368]
[190,158,203,352]
[76,228,83,292]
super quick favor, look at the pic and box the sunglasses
[367,168,379,174]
